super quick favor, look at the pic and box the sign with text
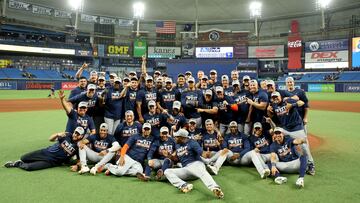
[0,81,17,90]
[288,36,302,69]
[148,47,181,58]
[106,45,131,57]
[344,84,360,92]
[305,39,348,52]
[195,47,233,58]
[0,44,75,55]
[133,39,147,57]
[248,45,284,58]
[76,50,93,57]
[26,82,54,90]
[305,50,348,69]
[61,82,78,90]
[352,37,360,67]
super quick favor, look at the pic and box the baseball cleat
[4,160,22,168]
[180,183,193,193]
[104,169,111,176]
[296,177,305,188]
[274,176,288,185]
[261,169,271,179]
[155,169,164,180]
[307,163,316,176]
[136,172,150,182]
[78,166,90,174]
[212,187,224,199]
[206,164,219,175]
[90,167,97,175]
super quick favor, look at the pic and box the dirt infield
[309,101,360,113]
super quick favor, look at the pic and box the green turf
[306,92,360,101]
[0,90,70,100]
[0,109,359,202]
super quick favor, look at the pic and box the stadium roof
[27,0,360,22]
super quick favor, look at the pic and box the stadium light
[69,0,83,10]
[249,2,262,37]
[133,2,145,19]
[316,0,331,29]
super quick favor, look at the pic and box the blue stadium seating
[0,68,25,79]
[277,72,360,82]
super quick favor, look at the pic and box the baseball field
[0,90,359,202]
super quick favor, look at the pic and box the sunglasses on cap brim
[274,131,282,134]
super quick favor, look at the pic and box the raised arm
[75,63,89,79]
[49,132,66,142]
[58,90,72,114]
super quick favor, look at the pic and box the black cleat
[4,160,22,168]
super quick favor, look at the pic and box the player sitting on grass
[164,129,224,199]
[76,123,120,175]
[268,127,308,188]
[4,127,85,171]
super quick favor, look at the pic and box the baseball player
[241,75,251,91]
[266,80,299,101]
[47,85,55,98]
[4,127,85,171]
[143,100,166,138]
[198,75,210,95]
[214,86,237,136]
[92,76,107,133]
[196,89,218,127]
[187,118,203,145]
[176,73,187,94]
[208,69,221,88]
[230,70,239,82]
[103,77,124,135]
[59,90,95,136]
[246,79,268,125]
[69,76,87,99]
[77,123,120,175]
[267,91,315,175]
[163,101,187,133]
[155,77,164,91]
[137,126,176,181]
[114,110,142,147]
[136,75,158,123]
[164,129,224,199]
[157,77,181,114]
[102,123,155,177]
[68,84,101,117]
[233,80,252,135]
[181,76,203,127]
[221,75,234,97]
[268,127,308,188]
[120,76,139,119]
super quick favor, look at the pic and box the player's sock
[161,158,171,171]
[144,165,152,177]
[299,155,307,177]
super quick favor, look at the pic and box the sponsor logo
[309,42,320,51]
[288,40,302,48]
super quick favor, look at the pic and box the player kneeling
[101,123,155,177]
[268,127,308,188]
[77,123,120,175]
[137,126,176,181]
[164,129,224,199]
[4,127,85,171]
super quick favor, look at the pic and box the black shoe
[4,160,22,168]
[306,163,315,176]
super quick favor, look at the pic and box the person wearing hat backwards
[164,129,224,199]
[101,123,155,177]
[137,126,176,181]
[268,127,308,188]
[4,127,85,171]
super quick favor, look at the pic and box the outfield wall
[1,79,359,93]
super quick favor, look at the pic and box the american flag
[156,21,176,34]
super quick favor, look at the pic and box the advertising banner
[248,45,284,58]
[118,19,134,26]
[182,42,195,58]
[54,10,72,18]
[352,37,360,67]
[133,39,147,57]
[233,44,248,58]
[26,82,54,90]
[97,44,105,57]
[344,83,360,92]
[305,50,348,63]
[305,62,348,69]
[287,36,302,69]
[305,39,348,52]
[76,50,93,57]
[81,14,98,23]
[237,59,258,68]
[148,47,181,58]
[0,81,17,90]
[61,82,78,90]
[32,5,52,16]
[99,17,116,25]
[106,45,131,58]
[308,84,335,92]
[195,47,233,58]
[8,0,30,11]
[0,44,75,55]
[277,84,301,90]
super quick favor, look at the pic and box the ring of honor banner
[288,36,302,69]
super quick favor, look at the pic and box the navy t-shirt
[124,88,138,116]
[250,90,269,123]
[143,112,166,138]
[163,113,186,131]
[222,132,250,157]
[158,88,181,112]
[233,90,251,123]
[126,134,154,163]
[201,131,221,152]
[270,135,299,162]
[248,134,271,154]
[114,121,142,146]
[69,86,86,99]
[271,99,304,132]
[87,134,117,153]
[148,137,176,160]
[42,133,79,163]
[215,95,234,124]
[188,128,203,145]
[176,139,203,167]
[224,87,234,98]
[68,92,99,117]
[65,109,95,134]
[136,88,158,115]
[181,89,203,119]
[286,88,309,119]
[104,87,124,120]
[200,99,218,124]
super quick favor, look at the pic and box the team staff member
[163,101,187,133]
[137,126,176,181]
[164,129,224,199]
[69,76,87,99]
[157,77,181,114]
[103,123,155,177]
[104,77,124,135]
[136,75,158,123]
[93,76,107,133]
[4,127,85,171]
[187,118,203,145]
[208,69,221,88]
[114,110,142,147]
[59,90,95,136]
[77,123,120,175]
[221,75,234,97]
[268,127,308,188]
[181,76,203,127]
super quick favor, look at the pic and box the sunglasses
[189,122,196,125]
[216,91,222,94]
[188,81,194,83]
[274,131,282,134]
[161,132,168,135]
[79,107,87,109]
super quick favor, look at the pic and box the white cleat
[212,187,224,199]
[274,176,288,185]
[296,177,304,188]
[90,167,97,175]
[206,164,219,175]
[180,183,193,193]
[261,169,271,179]
[78,166,90,174]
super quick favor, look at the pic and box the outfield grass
[306,92,360,101]
[0,109,359,202]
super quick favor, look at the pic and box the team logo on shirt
[163,93,176,102]
[158,144,174,155]
[77,119,88,129]
[87,99,96,107]
[274,105,288,116]
[60,140,76,156]
[235,95,247,103]
[204,138,217,148]
[112,92,121,99]
[228,138,243,149]
[185,95,198,105]
[136,139,152,149]
[254,137,269,148]
[94,140,109,150]
[218,101,228,110]
[122,128,138,137]
[145,92,157,101]
[146,117,160,126]
[277,144,292,157]
[129,92,137,100]
[225,91,234,97]
[177,146,189,157]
